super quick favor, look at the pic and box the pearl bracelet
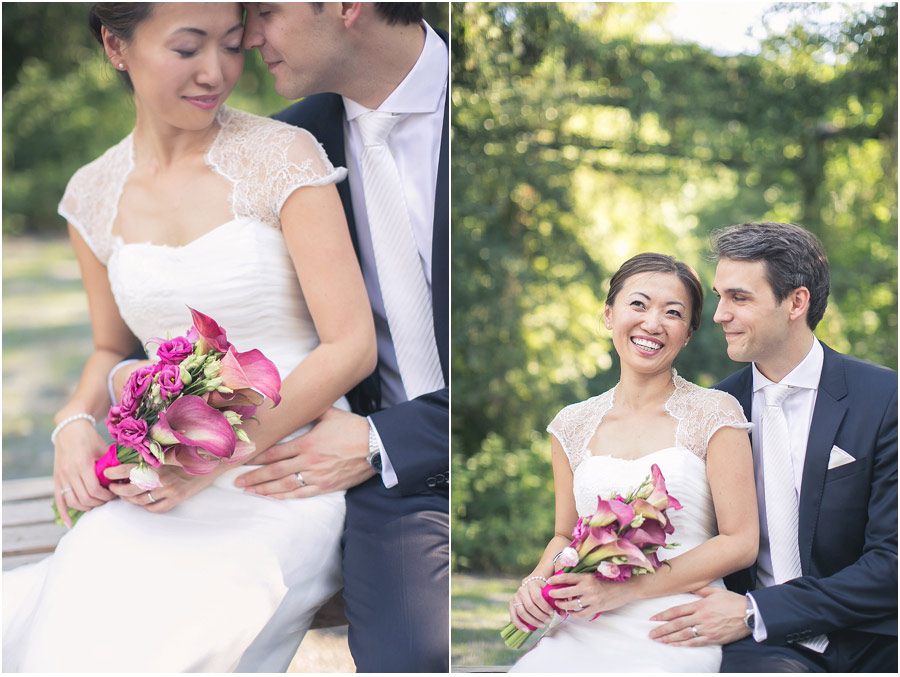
[519,575,549,588]
[51,413,97,445]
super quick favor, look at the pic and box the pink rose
[156,336,193,364]
[112,416,148,448]
[123,364,156,402]
[93,444,121,488]
[156,364,183,399]
[105,404,128,438]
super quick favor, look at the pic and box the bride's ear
[101,26,127,68]
[603,305,612,330]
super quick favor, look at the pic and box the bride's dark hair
[605,253,704,332]
[88,3,154,92]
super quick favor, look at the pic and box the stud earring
[117,63,125,70]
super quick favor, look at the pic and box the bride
[507,253,759,672]
[3,3,375,672]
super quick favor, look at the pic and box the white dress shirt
[747,337,825,646]
[342,22,448,488]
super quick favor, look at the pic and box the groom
[650,222,897,671]
[236,3,448,672]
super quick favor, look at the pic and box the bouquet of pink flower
[54,307,282,526]
[500,464,682,649]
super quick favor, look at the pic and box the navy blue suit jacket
[272,56,449,510]
[718,343,897,645]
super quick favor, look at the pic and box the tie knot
[763,383,793,408]
[356,111,402,147]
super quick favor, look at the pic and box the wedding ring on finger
[59,487,73,495]
[575,597,584,610]
[690,625,700,638]
[146,492,157,504]
[295,471,306,488]
[513,603,524,608]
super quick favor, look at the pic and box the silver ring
[295,471,306,488]
[575,597,584,610]
[691,625,699,638]
[60,487,73,495]
[146,492,156,503]
[513,603,524,607]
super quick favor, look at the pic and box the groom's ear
[339,2,364,28]
[785,286,811,323]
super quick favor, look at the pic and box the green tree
[452,2,897,573]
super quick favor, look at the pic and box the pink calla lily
[226,438,256,464]
[630,498,673,533]
[170,445,222,475]
[622,520,668,549]
[149,395,236,460]
[574,525,618,561]
[586,496,635,530]
[218,346,282,406]
[647,463,683,511]
[579,536,655,571]
[188,307,231,353]
[207,389,265,409]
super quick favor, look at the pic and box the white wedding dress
[510,374,751,673]
[3,107,351,672]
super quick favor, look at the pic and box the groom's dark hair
[711,222,831,329]
[310,3,424,25]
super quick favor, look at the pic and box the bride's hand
[52,421,116,528]
[546,572,635,618]
[508,577,555,631]
[104,463,219,513]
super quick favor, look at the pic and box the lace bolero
[548,372,751,473]
[57,106,347,264]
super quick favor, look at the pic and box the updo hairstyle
[88,3,154,91]
[605,253,704,333]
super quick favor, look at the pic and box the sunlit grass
[3,236,93,479]
[452,572,524,669]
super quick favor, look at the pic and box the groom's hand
[234,408,376,498]
[648,587,750,646]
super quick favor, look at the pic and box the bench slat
[2,476,56,501]
[2,552,50,571]
[3,522,68,556]
[3,497,56,526]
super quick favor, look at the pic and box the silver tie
[356,111,444,400]
[761,383,828,652]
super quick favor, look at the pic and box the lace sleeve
[57,136,132,265]
[208,108,347,230]
[705,389,752,445]
[547,391,613,473]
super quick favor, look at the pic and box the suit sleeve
[369,386,448,497]
[751,386,898,642]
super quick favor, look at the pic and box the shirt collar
[343,21,448,121]
[752,337,824,393]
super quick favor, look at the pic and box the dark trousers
[341,482,449,672]
[721,630,897,673]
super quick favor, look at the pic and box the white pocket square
[827,445,855,470]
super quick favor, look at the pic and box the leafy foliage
[452,2,897,573]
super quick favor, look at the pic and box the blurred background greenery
[1,2,448,480]
[450,0,897,589]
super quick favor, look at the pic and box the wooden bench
[1,476,347,629]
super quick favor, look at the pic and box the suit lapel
[798,344,848,572]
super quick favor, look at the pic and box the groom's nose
[713,298,730,324]
[242,9,265,50]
